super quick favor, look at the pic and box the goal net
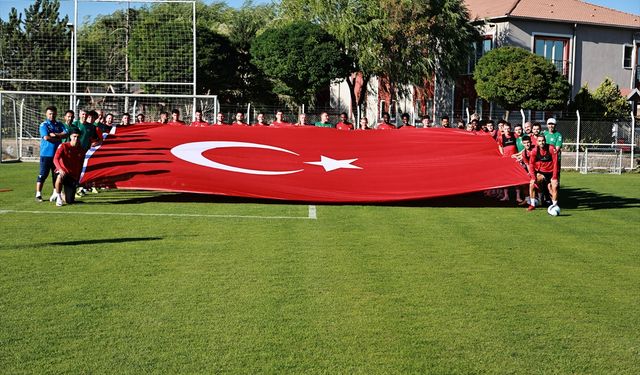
[579,147,623,174]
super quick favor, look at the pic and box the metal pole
[0,93,3,162]
[246,103,250,124]
[69,24,74,110]
[19,99,24,160]
[631,111,635,170]
[576,110,581,171]
[73,0,78,111]
[520,108,525,125]
[192,0,197,119]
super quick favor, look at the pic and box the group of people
[35,105,563,211]
[491,118,563,212]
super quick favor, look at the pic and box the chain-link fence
[0,0,195,96]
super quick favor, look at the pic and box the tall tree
[279,0,479,113]
[592,78,631,120]
[224,2,278,104]
[250,21,352,106]
[0,0,70,92]
[474,46,571,110]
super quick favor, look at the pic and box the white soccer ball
[547,205,561,216]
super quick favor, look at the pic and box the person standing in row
[35,106,67,202]
[52,129,84,206]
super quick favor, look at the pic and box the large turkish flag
[80,123,529,202]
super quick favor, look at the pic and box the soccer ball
[547,205,561,216]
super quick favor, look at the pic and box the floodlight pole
[192,0,197,119]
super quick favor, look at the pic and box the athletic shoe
[56,196,64,207]
[35,195,43,202]
[90,187,99,194]
[49,192,58,202]
[527,205,536,211]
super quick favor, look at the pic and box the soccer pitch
[1,162,639,374]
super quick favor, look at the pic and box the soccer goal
[579,147,623,174]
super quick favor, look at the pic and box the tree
[250,21,352,105]
[474,46,571,110]
[223,2,278,105]
[592,78,631,120]
[195,27,243,102]
[0,0,70,92]
[280,0,479,113]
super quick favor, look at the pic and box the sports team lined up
[35,105,562,211]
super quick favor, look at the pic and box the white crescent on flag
[170,141,304,176]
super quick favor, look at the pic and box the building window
[534,36,570,77]
[467,37,492,75]
[623,45,633,69]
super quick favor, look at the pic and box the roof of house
[465,0,640,29]
[623,88,640,100]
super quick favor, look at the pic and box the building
[330,0,640,124]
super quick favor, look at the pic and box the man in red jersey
[232,111,248,126]
[169,109,186,124]
[295,113,310,126]
[271,110,292,127]
[497,122,518,157]
[190,109,209,127]
[527,134,559,211]
[252,112,269,126]
[530,122,542,145]
[399,113,414,129]
[52,130,85,206]
[377,112,396,129]
[497,122,518,201]
[512,135,534,205]
[335,112,354,130]
[359,117,371,130]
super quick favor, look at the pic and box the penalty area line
[0,209,315,220]
[308,205,317,219]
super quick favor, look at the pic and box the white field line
[0,208,317,220]
[308,205,317,219]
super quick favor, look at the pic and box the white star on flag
[305,155,362,172]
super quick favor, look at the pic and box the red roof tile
[465,0,640,28]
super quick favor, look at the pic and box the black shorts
[61,175,78,204]
[37,156,56,183]
[536,171,553,182]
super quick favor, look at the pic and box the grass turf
[1,162,639,373]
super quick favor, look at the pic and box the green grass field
[1,162,639,374]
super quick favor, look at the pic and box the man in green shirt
[61,110,80,143]
[78,110,101,151]
[72,109,86,128]
[543,118,563,155]
[514,123,525,152]
[544,117,563,179]
[314,112,334,128]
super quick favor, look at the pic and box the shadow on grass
[46,237,163,246]
[559,187,640,210]
[89,186,640,210]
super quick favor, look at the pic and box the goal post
[579,147,623,175]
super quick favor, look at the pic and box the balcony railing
[549,59,571,78]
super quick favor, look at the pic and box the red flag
[80,124,529,202]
